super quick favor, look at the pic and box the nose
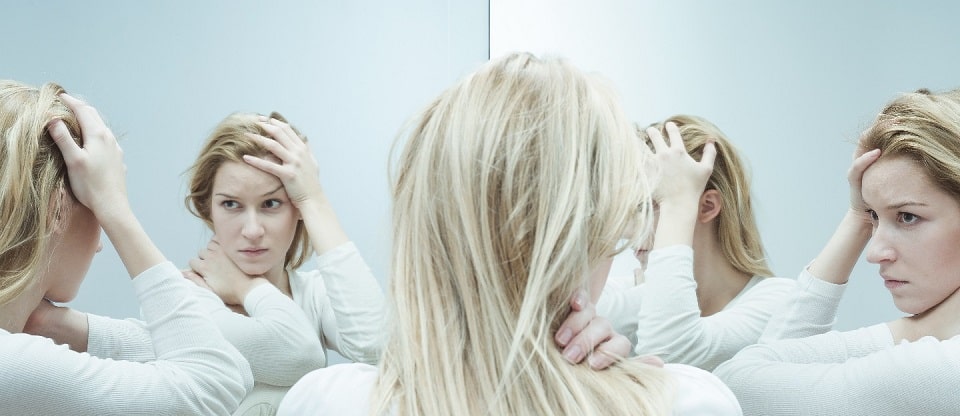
[241,211,265,240]
[865,227,895,264]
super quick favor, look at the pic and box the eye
[221,200,240,209]
[263,199,282,209]
[898,212,920,224]
[866,209,878,221]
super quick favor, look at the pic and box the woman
[0,81,252,415]
[715,88,960,415]
[278,53,741,415]
[598,116,794,371]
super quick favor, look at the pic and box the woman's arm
[634,246,796,370]
[715,325,960,415]
[304,242,386,364]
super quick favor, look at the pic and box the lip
[881,274,908,290]
[239,248,268,257]
[634,248,650,259]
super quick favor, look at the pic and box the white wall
[491,0,960,330]
[4,0,488,348]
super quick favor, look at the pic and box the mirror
[491,0,960,329]
[4,0,488,342]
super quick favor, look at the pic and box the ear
[698,189,722,224]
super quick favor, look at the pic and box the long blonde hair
[375,53,671,415]
[184,112,311,270]
[860,88,960,201]
[0,80,81,306]
[640,115,773,278]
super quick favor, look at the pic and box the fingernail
[572,291,586,310]
[556,328,572,346]
[563,345,583,363]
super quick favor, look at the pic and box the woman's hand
[187,239,267,306]
[242,117,324,210]
[242,116,349,254]
[647,122,716,208]
[848,147,882,223]
[47,93,130,221]
[556,290,634,370]
[23,298,89,353]
[645,122,716,249]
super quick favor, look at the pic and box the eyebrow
[884,201,927,210]
[215,185,285,199]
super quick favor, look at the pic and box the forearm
[298,196,349,256]
[806,210,872,284]
[97,208,165,278]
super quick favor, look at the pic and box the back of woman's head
[184,112,311,269]
[379,53,669,415]
[860,88,960,202]
[640,115,773,278]
[0,80,81,306]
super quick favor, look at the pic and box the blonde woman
[2,81,252,415]
[278,53,741,415]
[37,112,387,414]
[715,88,960,415]
[598,116,794,371]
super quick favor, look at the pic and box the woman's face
[209,161,300,280]
[45,196,102,302]
[862,156,960,315]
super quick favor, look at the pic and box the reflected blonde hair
[860,88,960,202]
[640,115,773,277]
[0,80,81,306]
[375,53,670,415]
[184,112,311,269]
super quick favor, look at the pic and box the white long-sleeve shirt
[598,245,795,370]
[714,269,960,416]
[88,242,384,397]
[277,362,742,415]
[0,262,253,416]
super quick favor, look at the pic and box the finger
[588,334,631,370]
[699,141,718,168]
[206,239,221,251]
[664,122,683,150]
[563,317,613,364]
[47,119,82,163]
[58,94,108,140]
[259,119,303,152]
[568,289,588,311]
[245,131,296,163]
[849,148,881,182]
[243,153,288,179]
[555,299,595,347]
[188,257,203,273]
[646,127,668,153]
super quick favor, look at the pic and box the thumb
[47,119,81,163]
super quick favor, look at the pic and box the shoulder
[665,363,743,415]
[743,275,796,295]
[278,363,378,416]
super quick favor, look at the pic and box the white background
[491,0,960,330]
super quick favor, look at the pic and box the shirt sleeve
[715,324,960,415]
[633,245,794,370]
[0,261,253,416]
[309,242,386,364]
[758,267,847,343]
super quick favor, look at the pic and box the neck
[264,266,292,298]
[0,280,46,333]
[893,286,960,342]
[692,234,751,317]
